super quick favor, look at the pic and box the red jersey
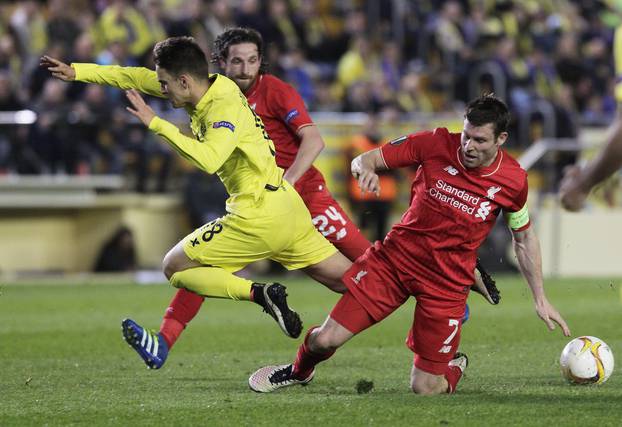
[379,128,528,291]
[244,74,325,193]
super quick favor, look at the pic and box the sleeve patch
[389,135,407,145]
[506,204,530,230]
[284,108,300,124]
[213,121,235,132]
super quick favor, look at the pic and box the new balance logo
[439,345,452,353]
[351,270,367,285]
[444,166,459,176]
[250,103,257,110]
[487,186,501,199]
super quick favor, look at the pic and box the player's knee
[410,377,431,394]
[162,250,182,280]
[410,372,445,395]
[162,256,174,280]
[410,379,442,395]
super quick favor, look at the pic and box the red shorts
[299,185,371,262]
[335,243,468,372]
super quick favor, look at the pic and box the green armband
[506,204,530,230]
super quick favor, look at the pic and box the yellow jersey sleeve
[615,25,622,103]
[71,63,164,98]
[149,97,241,175]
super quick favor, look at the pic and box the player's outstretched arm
[40,56,76,81]
[560,110,622,211]
[511,227,571,336]
[41,55,163,98]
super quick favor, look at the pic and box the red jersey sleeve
[266,79,314,133]
[510,176,529,211]
[380,129,443,169]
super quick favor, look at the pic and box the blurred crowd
[1,0,621,189]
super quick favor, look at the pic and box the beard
[235,75,255,91]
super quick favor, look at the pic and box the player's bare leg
[162,241,202,279]
[163,242,301,337]
[410,367,448,395]
[301,252,351,293]
[410,353,469,394]
[123,241,303,369]
[306,316,355,352]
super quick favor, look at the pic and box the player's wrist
[532,292,548,306]
[147,115,161,130]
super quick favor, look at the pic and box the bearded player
[155,27,499,367]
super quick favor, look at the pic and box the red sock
[159,288,204,348]
[444,364,463,394]
[292,327,335,379]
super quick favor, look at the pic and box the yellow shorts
[182,181,337,272]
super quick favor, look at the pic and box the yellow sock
[170,267,253,301]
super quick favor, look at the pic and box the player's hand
[357,170,380,196]
[40,55,76,81]
[559,165,589,212]
[351,157,380,196]
[125,89,156,127]
[535,297,571,336]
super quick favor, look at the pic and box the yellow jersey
[72,63,283,215]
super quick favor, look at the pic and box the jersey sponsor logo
[351,270,367,285]
[444,165,459,176]
[431,180,480,204]
[213,121,235,132]
[486,186,501,199]
[389,135,407,145]
[429,179,494,221]
[284,108,299,124]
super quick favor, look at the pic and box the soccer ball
[559,336,614,384]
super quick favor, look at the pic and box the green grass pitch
[1,276,621,426]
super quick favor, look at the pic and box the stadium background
[0,0,621,278]
[2,2,622,425]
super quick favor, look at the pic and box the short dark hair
[153,36,209,79]
[211,27,267,72]
[465,94,510,137]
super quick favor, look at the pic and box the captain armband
[505,204,530,231]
